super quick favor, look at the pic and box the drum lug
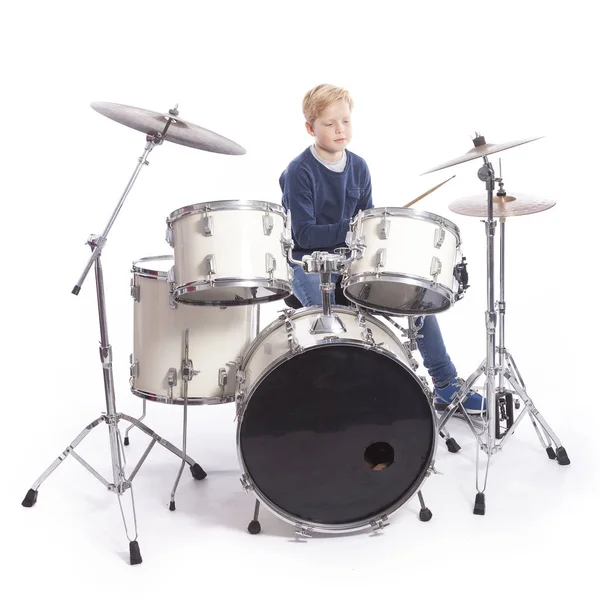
[129,354,139,378]
[263,214,274,235]
[375,248,386,270]
[130,281,140,302]
[434,227,446,249]
[404,343,420,371]
[378,217,390,240]
[165,225,174,247]
[282,310,303,354]
[202,214,214,236]
[369,515,390,532]
[235,369,247,419]
[294,524,313,538]
[167,367,178,387]
[280,232,293,257]
[265,253,276,277]
[430,256,442,279]
[218,367,228,389]
[240,473,254,492]
[356,310,376,345]
[205,254,217,283]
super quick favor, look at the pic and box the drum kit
[21,101,570,565]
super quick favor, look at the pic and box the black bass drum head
[238,343,435,530]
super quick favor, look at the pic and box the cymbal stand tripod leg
[21,129,203,564]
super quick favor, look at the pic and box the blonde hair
[302,84,354,124]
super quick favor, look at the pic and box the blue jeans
[291,264,457,387]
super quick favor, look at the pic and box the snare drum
[235,306,436,534]
[343,207,467,315]
[130,256,255,405]
[166,200,293,306]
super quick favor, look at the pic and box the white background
[2,1,599,598]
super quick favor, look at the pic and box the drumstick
[403,175,456,208]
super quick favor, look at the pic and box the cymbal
[91,101,246,155]
[448,192,556,218]
[422,134,542,174]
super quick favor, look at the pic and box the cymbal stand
[436,140,570,515]
[21,111,204,565]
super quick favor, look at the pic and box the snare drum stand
[21,120,205,565]
[435,146,570,515]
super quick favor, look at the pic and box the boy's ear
[305,121,315,137]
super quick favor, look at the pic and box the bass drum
[235,306,436,534]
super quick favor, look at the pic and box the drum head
[239,344,435,528]
[344,276,452,315]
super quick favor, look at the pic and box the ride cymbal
[448,192,555,218]
[91,101,246,155]
[422,134,542,174]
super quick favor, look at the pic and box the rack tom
[166,200,293,306]
[343,207,468,315]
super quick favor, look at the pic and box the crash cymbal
[91,101,246,155]
[448,192,555,218]
[422,134,542,175]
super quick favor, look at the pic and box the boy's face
[305,99,352,160]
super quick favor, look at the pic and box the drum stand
[435,153,570,515]
[21,124,205,565]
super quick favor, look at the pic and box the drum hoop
[342,272,455,313]
[235,308,438,533]
[167,200,287,224]
[358,207,461,240]
[173,278,293,306]
[131,255,173,279]
[130,385,234,406]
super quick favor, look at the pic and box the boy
[279,83,485,415]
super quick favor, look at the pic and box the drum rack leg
[124,399,146,446]
[248,499,261,534]
[168,329,207,511]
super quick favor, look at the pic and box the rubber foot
[473,492,486,515]
[22,488,38,508]
[419,508,433,522]
[129,540,142,565]
[190,463,207,480]
[124,437,130,446]
[446,437,461,453]
[248,520,261,534]
[169,500,176,511]
[546,446,556,460]
[556,446,571,466]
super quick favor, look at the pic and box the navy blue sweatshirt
[280,147,374,260]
